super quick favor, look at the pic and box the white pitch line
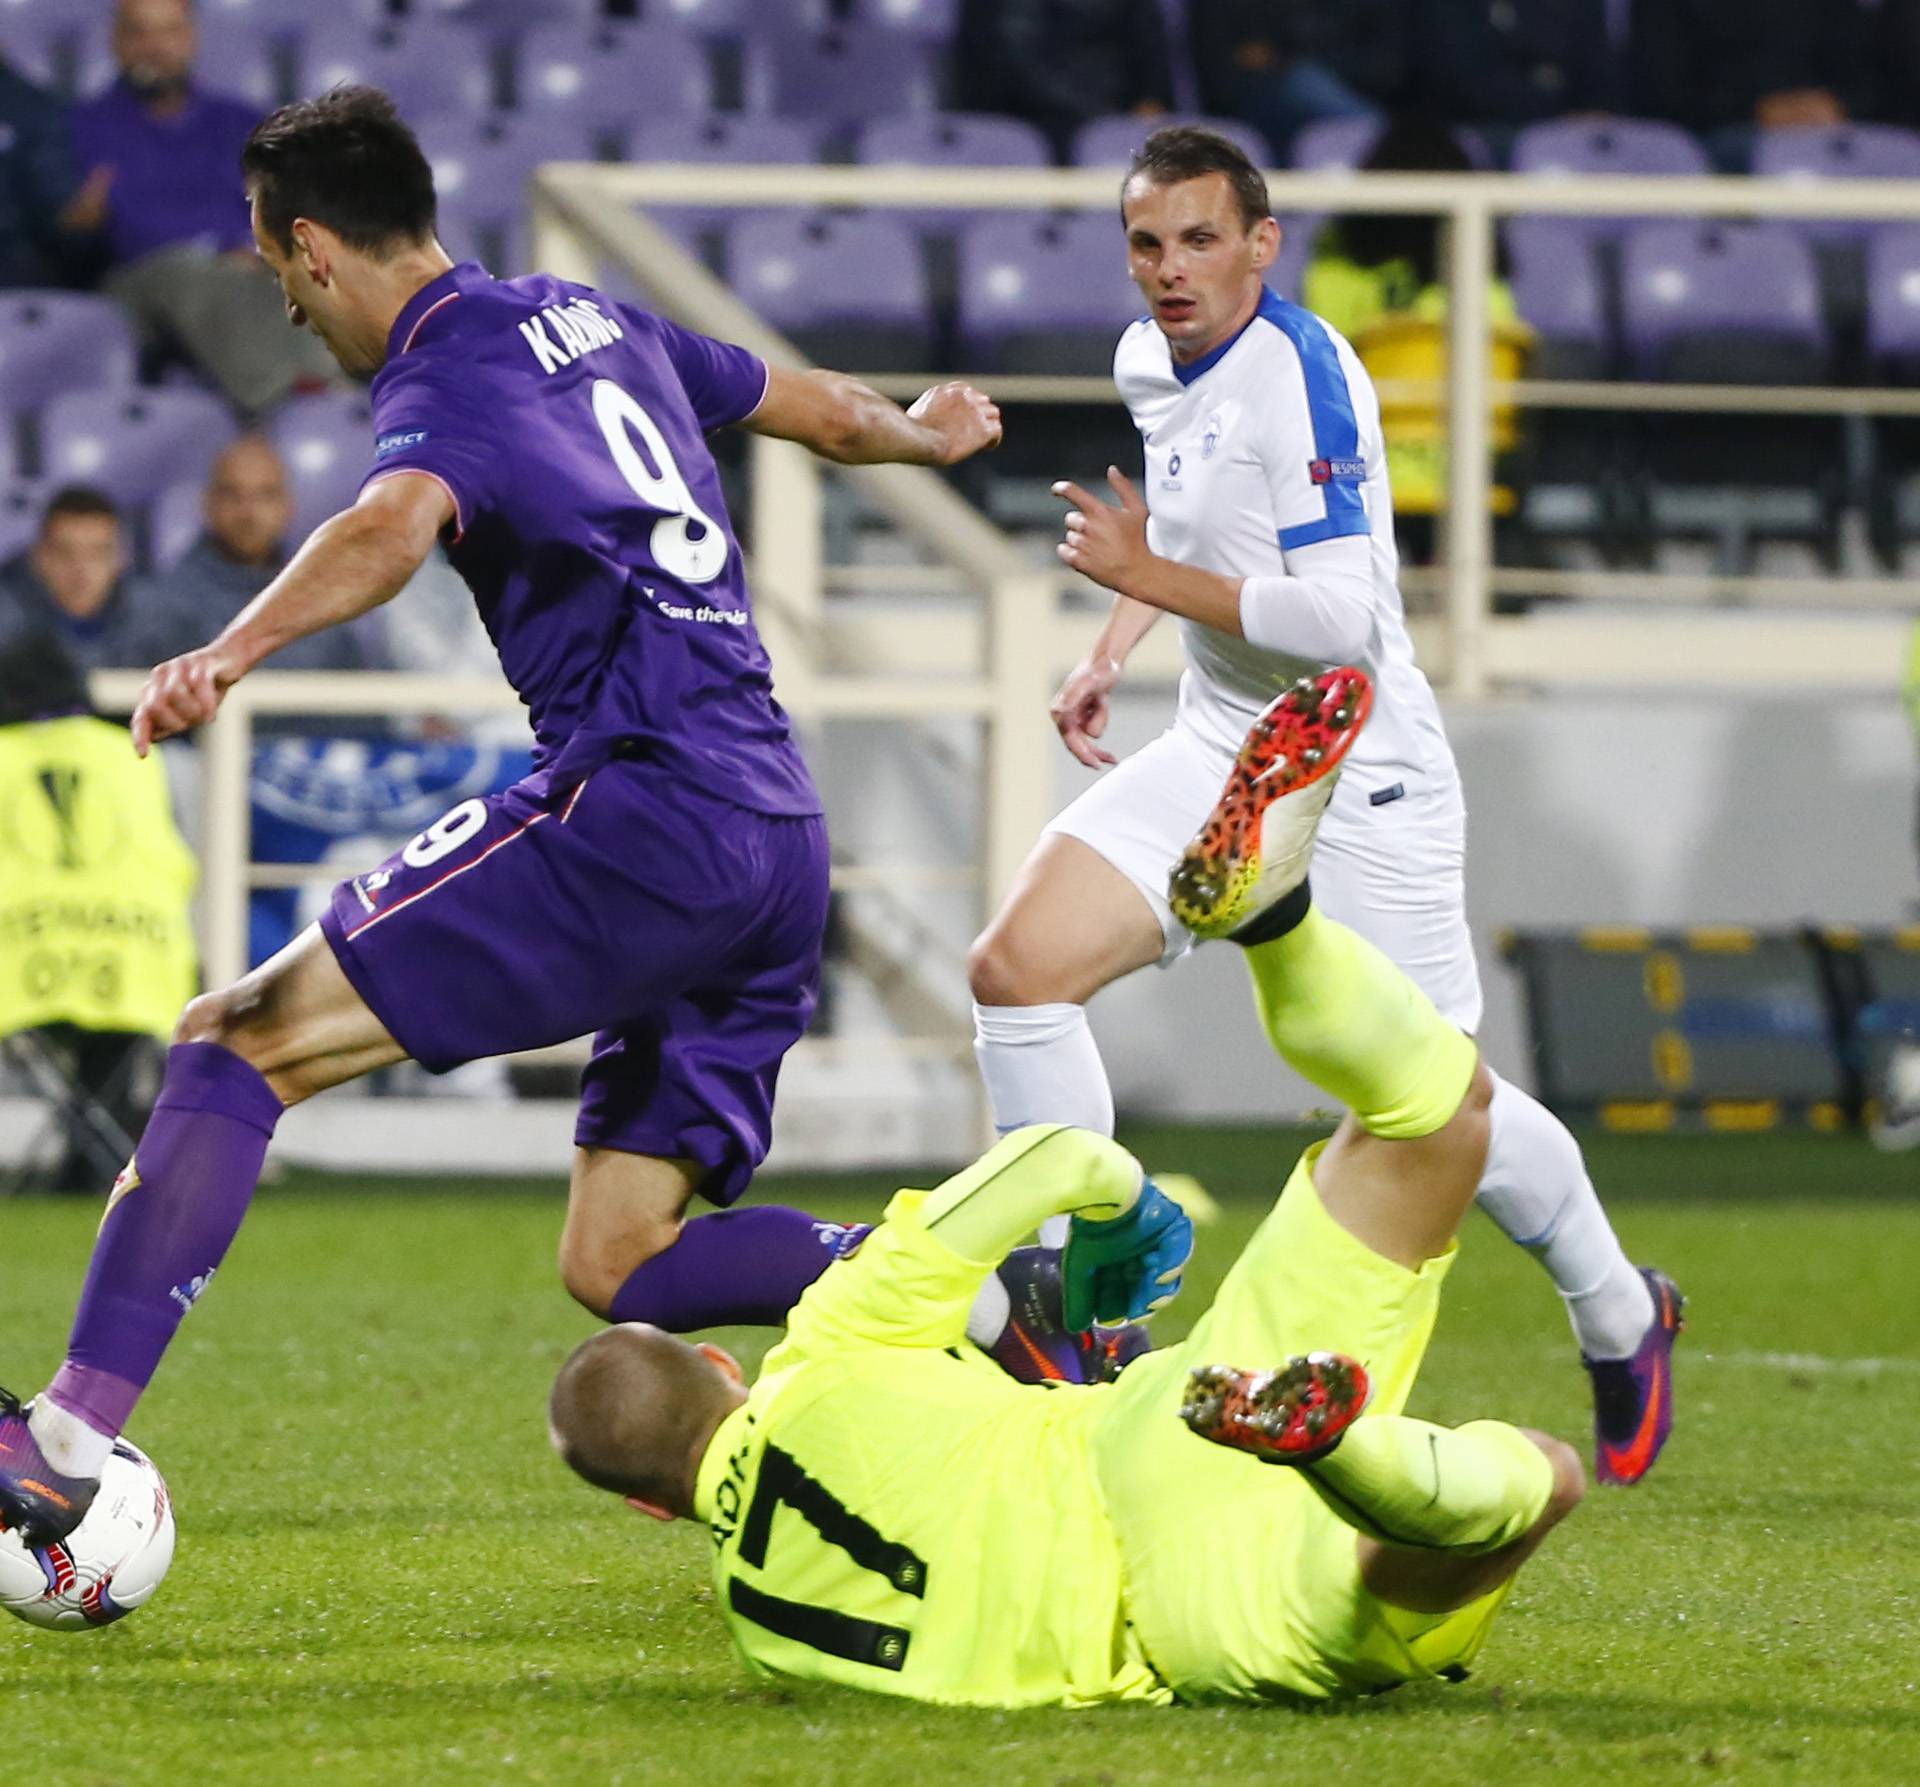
[1695,1350,1920,1376]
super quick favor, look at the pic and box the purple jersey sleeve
[361,359,501,540]
[641,314,770,434]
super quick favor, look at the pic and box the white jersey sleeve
[1251,308,1379,555]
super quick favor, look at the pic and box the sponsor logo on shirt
[1309,457,1367,484]
[644,584,748,626]
[518,296,625,376]
[375,428,429,460]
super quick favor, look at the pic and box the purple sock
[608,1206,870,1331]
[46,1042,283,1439]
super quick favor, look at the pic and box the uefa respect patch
[375,428,430,459]
[1309,457,1367,484]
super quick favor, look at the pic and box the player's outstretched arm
[741,365,1001,466]
[130,473,450,755]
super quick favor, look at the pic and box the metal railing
[532,160,1920,699]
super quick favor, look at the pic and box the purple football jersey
[364,262,819,816]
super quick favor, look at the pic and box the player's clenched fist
[1054,466,1153,595]
[907,380,1002,463]
[1050,651,1124,769]
[130,642,245,756]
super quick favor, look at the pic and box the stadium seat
[1290,117,1492,174]
[1506,220,1609,374]
[1512,120,1711,250]
[267,390,377,550]
[1073,113,1272,172]
[40,390,238,508]
[0,0,108,91]
[740,23,941,123]
[147,479,205,573]
[1621,222,1826,383]
[0,294,138,427]
[514,22,713,152]
[0,478,51,566]
[296,21,498,120]
[1753,125,1920,246]
[955,212,1141,373]
[1619,222,1840,565]
[199,0,385,29]
[626,115,826,240]
[416,113,601,275]
[798,0,959,41]
[415,0,600,27]
[854,114,1051,234]
[725,213,934,371]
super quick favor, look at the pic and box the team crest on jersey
[1310,457,1367,484]
[1202,411,1222,458]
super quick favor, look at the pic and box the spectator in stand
[0,487,152,670]
[952,0,1172,158]
[144,435,392,677]
[1187,1,1410,159]
[67,0,333,414]
[1409,0,1622,151]
[0,54,84,287]
[1631,0,1879,169]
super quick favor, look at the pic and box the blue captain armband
[1061,1176,1193,1331]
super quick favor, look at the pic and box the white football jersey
[1113,289,1455,803]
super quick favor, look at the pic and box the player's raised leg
[0,924,403,1543]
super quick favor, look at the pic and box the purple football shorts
[319,758,829,1204]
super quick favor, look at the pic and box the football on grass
[0,1438,175,1631]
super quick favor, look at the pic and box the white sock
[973,1001,1116,1250]
[1477,1072,1655,1360]
[31,1396,114,1478]
[964,1271,1010,1347]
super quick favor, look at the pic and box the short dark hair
[40,486,119,534]
[1124,126,1271,232]
[242,86,436,256]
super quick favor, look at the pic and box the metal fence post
[1443,192,1495,698]
[199,694,252,992]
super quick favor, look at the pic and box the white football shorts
[1046,720,1485,1033]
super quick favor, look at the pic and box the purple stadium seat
[1512,120,1710,250]
[148,479,205,573]
[0,293,137,420]
[515,22,713,148]
[854,114,1051,232]
[797,0,958,41]
[295,22,496,117]
[199,0,385,30]
[725,212,933,369]
[0,0,109,90]
[416,113,599,273]
[416,0,599,27]
[1620,222,1826,382]
[1074,112,1272,171]
[856,113,1049,171]
[647,0,754,38]
[956,212,1141,373]
[626,115,825,236]
[0,479,53,567]
[1291,117,1492,174]
[1505,219,1608,369]
[741,23,939,123]
[267,391,375,548]
[40,390,238,508]
[1754,126,1920,246]
[1866,226,1920,370]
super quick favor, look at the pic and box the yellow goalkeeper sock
[1304,1415,1556,1553]
[1242,905,1477,1139]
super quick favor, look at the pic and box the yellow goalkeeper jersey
[692,1191,1170,1708]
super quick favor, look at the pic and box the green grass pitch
[3,1126,1918,1787]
